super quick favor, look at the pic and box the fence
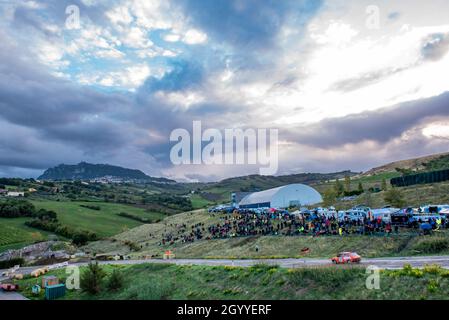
[390,169,449,187]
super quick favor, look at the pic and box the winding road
[2,255,449,300]
[2,255,449,280]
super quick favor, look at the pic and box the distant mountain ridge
[38,162,175,183]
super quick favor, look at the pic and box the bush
[107,269,124,291]
[414,238,449,254]
[25,219,97,244]
[32,209,57,221]
[80,204,101,211]
[123,240,140,252]
[383,188,406,208]
[81,262,106,295]
[0,199,35,218]
[118,212,151,223]
[72,233,89,246]
[0,258,25,269]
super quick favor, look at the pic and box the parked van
[371,207,400,223]
[338,210,366,222]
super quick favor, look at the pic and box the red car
[331,252,361,264]
[1,284,19,292]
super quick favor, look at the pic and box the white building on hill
[6,191,25,197]
[239,184,322,209]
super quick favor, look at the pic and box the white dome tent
[238,184,323,209]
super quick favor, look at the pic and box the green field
[189,194,215,209]
[0,217,50,252]
[14,263,449,300]
[30,200,166,238]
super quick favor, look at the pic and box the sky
[0,0,449,182]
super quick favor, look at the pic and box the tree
[323,188,337,207]
[384,188,406,208]
[72,232,89,246]
[107,269,124,291]
[81,262,106,295]
[334,179,344,196]
[344,176,351,193]
[358,182,364,193]
[358,191,373,208]
[381,178,388,191]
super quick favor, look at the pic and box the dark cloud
[287,91,449,148]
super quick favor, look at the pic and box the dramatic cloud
[289,92,449,148]
[0,0,448,181]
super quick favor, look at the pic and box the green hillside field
[30,200,166,238]
[85,208,449,259]
[0,217,50,253]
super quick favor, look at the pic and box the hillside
[38,162,175,183]
[193,171,358,202]
[86,206,449,259]
[361,152,449,177]
[16,263,449,300]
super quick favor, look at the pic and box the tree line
[0,198,97,245]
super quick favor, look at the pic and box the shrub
[118,212,151,223]
[81,262,106,295]
[72,233,89,246]
[0,258,25,269]
[107,269,124,291]
[26,219,97,244]
[123,240,140,252]
[0,199,35,218]
[32,209,57,221]
[387,264,424,278]
[383,188,406,208]
[80,204,101,211]
[414,238,449,254]
[427,279,439,293]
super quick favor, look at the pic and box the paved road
[1,255,449,299]
[2,255,449,300]
[3,255,449,284]
[0,290,28,300]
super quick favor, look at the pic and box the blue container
[45,284,66,300]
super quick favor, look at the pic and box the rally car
[331,252,361,264]
[1,283,19,292]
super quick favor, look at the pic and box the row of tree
[0,199,97,246]
[323,176,404,207]
[0,199,54,218]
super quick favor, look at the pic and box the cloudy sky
[0,0,449,181]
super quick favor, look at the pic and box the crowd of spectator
[159,209,447,246]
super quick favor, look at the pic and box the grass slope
[0,217,50,252]
[30,200,166,238]
[15,263,449,300]
[85,209,449,259]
